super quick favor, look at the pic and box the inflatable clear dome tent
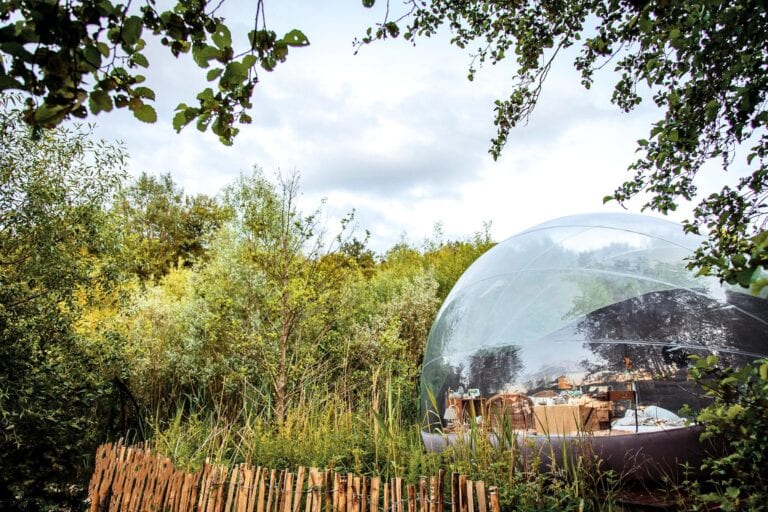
[420,213,768,473]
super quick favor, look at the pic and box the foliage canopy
[361,0,768,289]
[0,0,309,144]
[4,0,768,287]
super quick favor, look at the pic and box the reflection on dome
[420,213,768,439]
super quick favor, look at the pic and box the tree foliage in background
[222,171,364,424]
[97,168,493,432]
[113,172,229,281]
[0,95,126,508]
[0,0,309,144]
[362,0,768,290]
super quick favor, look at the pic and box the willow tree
[224,171,360,423]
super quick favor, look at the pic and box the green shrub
[687,355,768,511]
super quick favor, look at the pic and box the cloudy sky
[89,1,742,253]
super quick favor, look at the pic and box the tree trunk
[276,316,290,425]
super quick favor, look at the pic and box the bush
[687,355,768,511]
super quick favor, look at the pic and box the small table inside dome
[444,395,486,427]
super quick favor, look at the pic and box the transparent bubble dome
[420,213,768,430]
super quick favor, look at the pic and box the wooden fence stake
[406,484,416,512]
[283,471,295,512]
[310,469,322,512]
[206,465,220,512]
[437,470,445,512]
[458,475,467,512]
[427,477,436,512]
[253,467,266,512]
[347,474,354,512]
[474,481,486,512]
[352,477,361,512]
[395,477,403,512]
[216,465,230,511]
[360,476,368,512]
[324,471,333,512]
[237,465,250,512]
[370,477,380,512]
[294,467,306,512]
[266,469,277,512]
[488,487,500,512]
[333,473,340,512]
[198,462,212,511]
[418,477,427,512]
[223,463,239,512]
[450,473,459,512]
[307,469,316,512]
[338,475,348,512]
[465,480,474,512]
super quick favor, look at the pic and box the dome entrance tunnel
[419,214,768,475]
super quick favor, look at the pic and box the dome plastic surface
[420,213,768,432]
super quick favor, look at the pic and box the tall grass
[432,407,622,511]
[148,380,433,477]
[147,382,622,510]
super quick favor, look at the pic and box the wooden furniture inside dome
[485,393,535,430]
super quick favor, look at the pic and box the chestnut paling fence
[88,442,501,512]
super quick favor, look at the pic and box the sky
[88,1,743,254]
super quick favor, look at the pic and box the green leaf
[196,112,211,131]
[206,68,223,81]
[735,268,754,288]
[212,23,232,49]
[242,55,257,68]
[89,89,113,114]
[122,16,143,46]
[223,62,248,83]
[132,52,149,68]
[133,86,155,100]
[133,104,157,123]
[273,42,288,62]
[83,45,102,71]
[197,88,215,102]
[32,103,67,127]
[283,29,309,47]
[172,111,185,131]
[0,74,23,90]
[192,45,221,68]
[172,108,196,132]
[1,41,33,60]
[362,0,375,6]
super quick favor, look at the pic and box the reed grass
[146,381,622,510]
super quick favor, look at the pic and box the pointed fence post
[488,487,500,512]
